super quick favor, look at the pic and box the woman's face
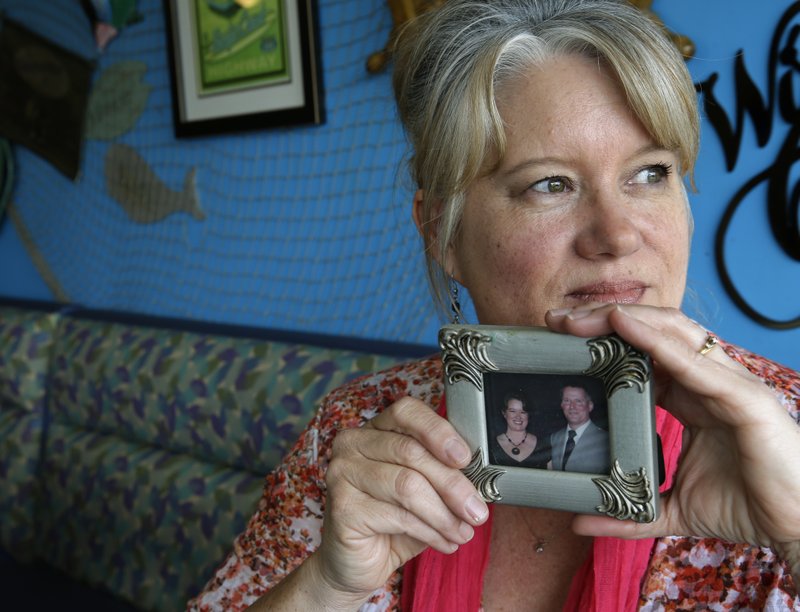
[503,398,529,431]
[449,54,690,327]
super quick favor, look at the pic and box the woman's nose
[574,191,643,260]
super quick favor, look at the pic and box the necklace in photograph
[505,432,527,455]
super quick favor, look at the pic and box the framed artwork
[163,0,324,137]
[440,324,660,523]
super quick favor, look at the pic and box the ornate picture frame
[440,324,659,523]
[163,0,324,137]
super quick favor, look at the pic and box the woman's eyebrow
[499,156,565,179]
[499,144,674,179]
[629,144,674,159]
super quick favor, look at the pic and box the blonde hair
[392,0,699,317]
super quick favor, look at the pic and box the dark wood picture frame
[163,0,324,137]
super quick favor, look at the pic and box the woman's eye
[630,164,672,185]
[530,176,570,193]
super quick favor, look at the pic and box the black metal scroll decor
[696,2,800,329]
[584,335,651,396]
[593,460,654,522]
[439,327,498,391]
[462,449,505,503]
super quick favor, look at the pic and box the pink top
[188,342,800,611]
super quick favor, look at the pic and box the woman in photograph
[188,1,800,610]
[493,390,551,469]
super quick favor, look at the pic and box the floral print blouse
[188,342,800,611]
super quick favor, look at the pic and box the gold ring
[699,334,718,356]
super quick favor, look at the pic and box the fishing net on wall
[4,0,449,345]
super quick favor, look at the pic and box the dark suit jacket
[550,421,610,474]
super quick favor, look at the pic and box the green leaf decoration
[137,373,154,392]
[356,356,374,371]
[216,387,236,407]
[155,357,176,377]
[10,357,30,375]
[213,488,232,511]
[241,477,262,494]
[237,370,260,391]
[86,348,102,365]
[85,61,152,140]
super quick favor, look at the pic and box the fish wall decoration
[104,143,205,224]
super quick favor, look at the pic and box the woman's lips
[567,282,646,304]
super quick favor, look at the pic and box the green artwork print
[193,0,289,96]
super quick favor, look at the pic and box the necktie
[562,429,576,470]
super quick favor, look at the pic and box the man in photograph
[550,384,610,474]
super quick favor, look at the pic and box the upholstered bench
[0,298,435,611]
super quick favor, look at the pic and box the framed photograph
[440,324,659,523]
[163,0,324,137]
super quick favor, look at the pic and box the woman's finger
[325,479,467,555]
[607,307,783,423]
[545,303,619,336]
[360,399,489,527]
[547,304,698,348]
[330,428,487,538]
[365,396,474,469]
[547,304,752,378]
[571,503,676,540]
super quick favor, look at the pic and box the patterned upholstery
[38,422,263,611]
[48,318,404,473]
[0,305,59,562]
[25,313,418,611]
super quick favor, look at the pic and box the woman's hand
[308,397,489,607]
[545,304,800,575]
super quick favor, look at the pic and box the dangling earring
[449,277,462,324]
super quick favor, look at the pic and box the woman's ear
[411,189,429,243]
[411,189,462,281]
[411,188,442,260]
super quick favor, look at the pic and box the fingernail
[465,494,488,523]
[459,521,475,542]
[567,308,594,320]
[548,307,572,317]
[445,438,470,465]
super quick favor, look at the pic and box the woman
[188,0,800,609]
[493,390,551,468]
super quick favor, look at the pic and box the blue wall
[0,0,798,370]
[658,0,800,369]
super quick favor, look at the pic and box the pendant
[511,447,520,455]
